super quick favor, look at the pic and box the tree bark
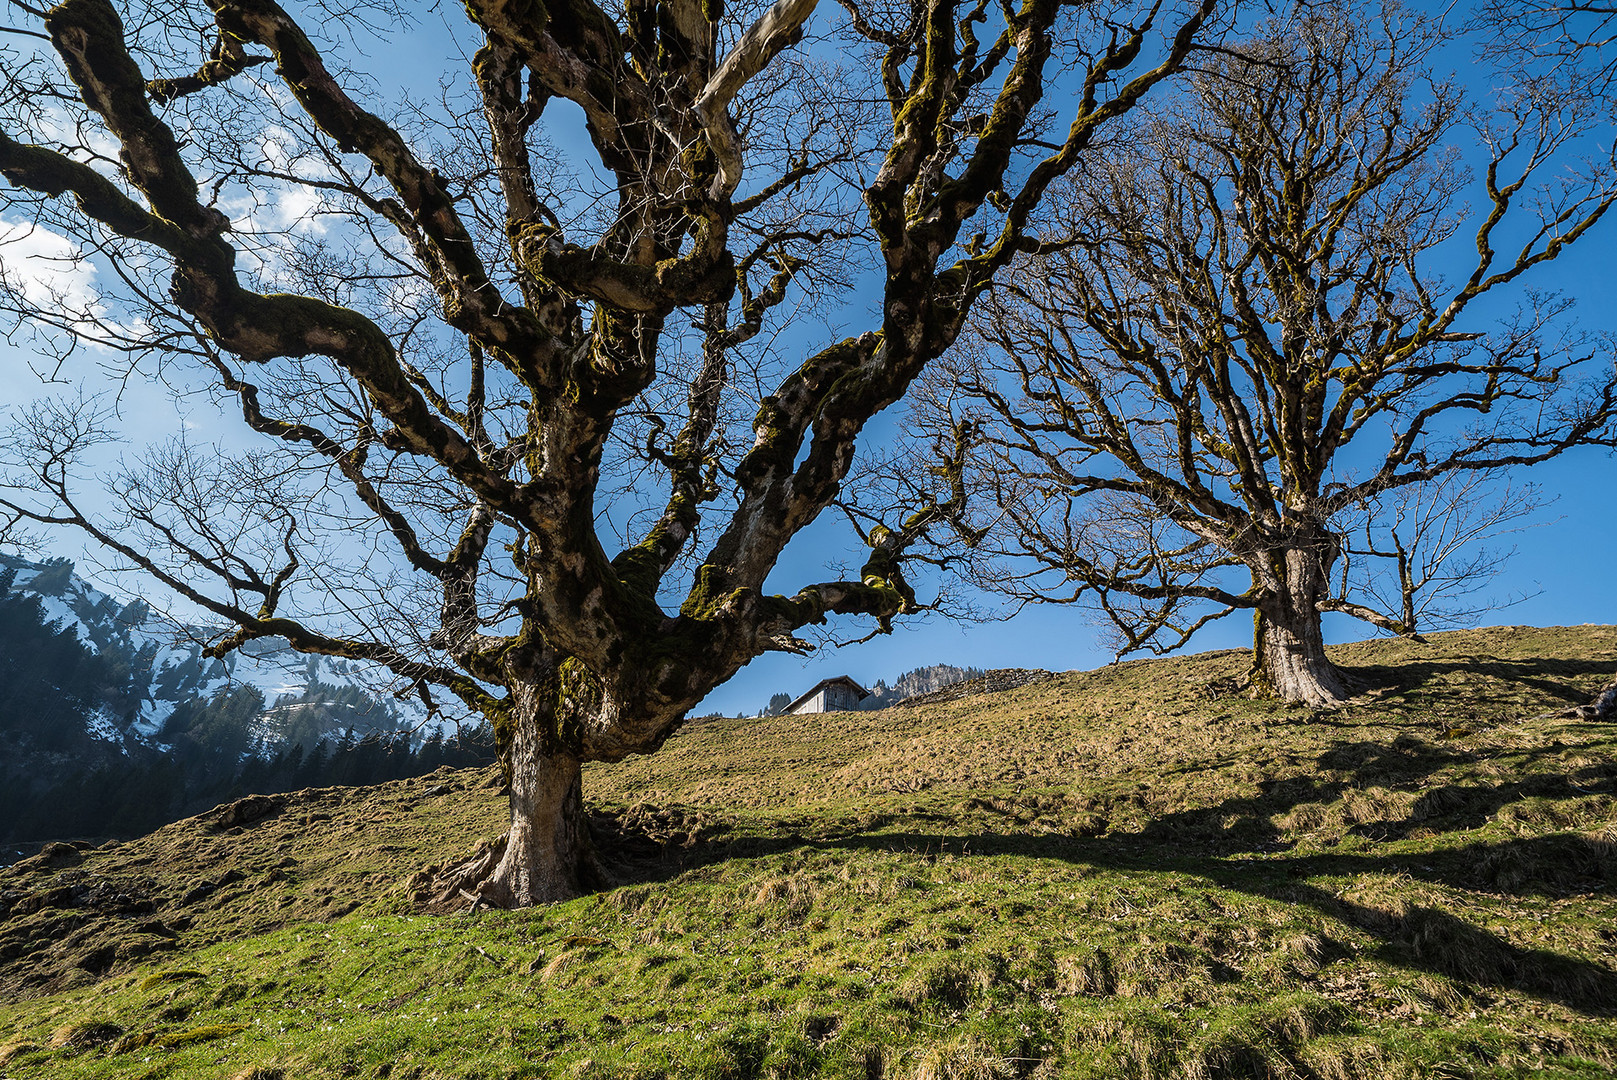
[485,695,592,906]
[428,678,596,910]
[1252,548,1351,707]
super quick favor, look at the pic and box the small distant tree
[0,0,1214,902]
[903,2,1617,705]
[27,557,74,595]
[763,691,792,716]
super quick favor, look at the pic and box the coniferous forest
[0,564,494,853]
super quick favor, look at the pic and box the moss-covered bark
[1250,550,1350,708]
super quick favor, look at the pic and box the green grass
[2,625,1615,1079]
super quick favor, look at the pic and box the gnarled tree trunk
[487,725,591,906]
[1252,547,1350,707]
[432,672,598,909]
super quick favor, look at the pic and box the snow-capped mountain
[0,552,433,749]
[0,553,498,849]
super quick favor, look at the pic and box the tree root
[408,831,615,912]
[1554,670,1617,722]
[406,805,714,913]
[410,834,513,913]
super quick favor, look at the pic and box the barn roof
[783,675,870,714]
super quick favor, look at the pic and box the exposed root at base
[410,833,513,913]
[1555,671,1617,722]
[406,804,727,914]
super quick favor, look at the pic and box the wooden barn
[783,676,870,715]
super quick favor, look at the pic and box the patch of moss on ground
[1,626,1613,1079]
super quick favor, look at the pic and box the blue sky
[1,0,1614,721]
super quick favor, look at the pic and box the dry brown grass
[907,1035,1023,1080]
[227,1069,286,1080]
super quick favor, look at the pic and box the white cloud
[271,183,330,233]
[32,107,123,179]
[0,216,100,312]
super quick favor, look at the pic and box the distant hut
[782,676,870,715]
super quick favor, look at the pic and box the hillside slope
[1,625,1614,1079]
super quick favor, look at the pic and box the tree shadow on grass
[996,731,1616,868]
[1346,655,1613,710]
[712,828,1617,1018]
[599,720,1617,1017]
[1140,733,1615,855]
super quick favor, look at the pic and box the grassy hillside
[1,625,1614,1079]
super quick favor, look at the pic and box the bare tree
[1472,0,1617,98]
[1472,0,1617,715]
[0,0,1213,903]
[901,2,1617,707]
[1336,472,1547,637]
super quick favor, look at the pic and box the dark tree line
[859,664,986,708]
[0,567,494,846]
[1,720,496,846]
[0,565,112,752]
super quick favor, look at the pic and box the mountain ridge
[0,552,425,746]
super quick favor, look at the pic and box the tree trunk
[428,681,595,909]
[1557,668,1617,721]
[1252,548,1350,707]
[485,725,591,907]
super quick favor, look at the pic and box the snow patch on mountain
[84,707,126,746]
[1,553,436,746]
